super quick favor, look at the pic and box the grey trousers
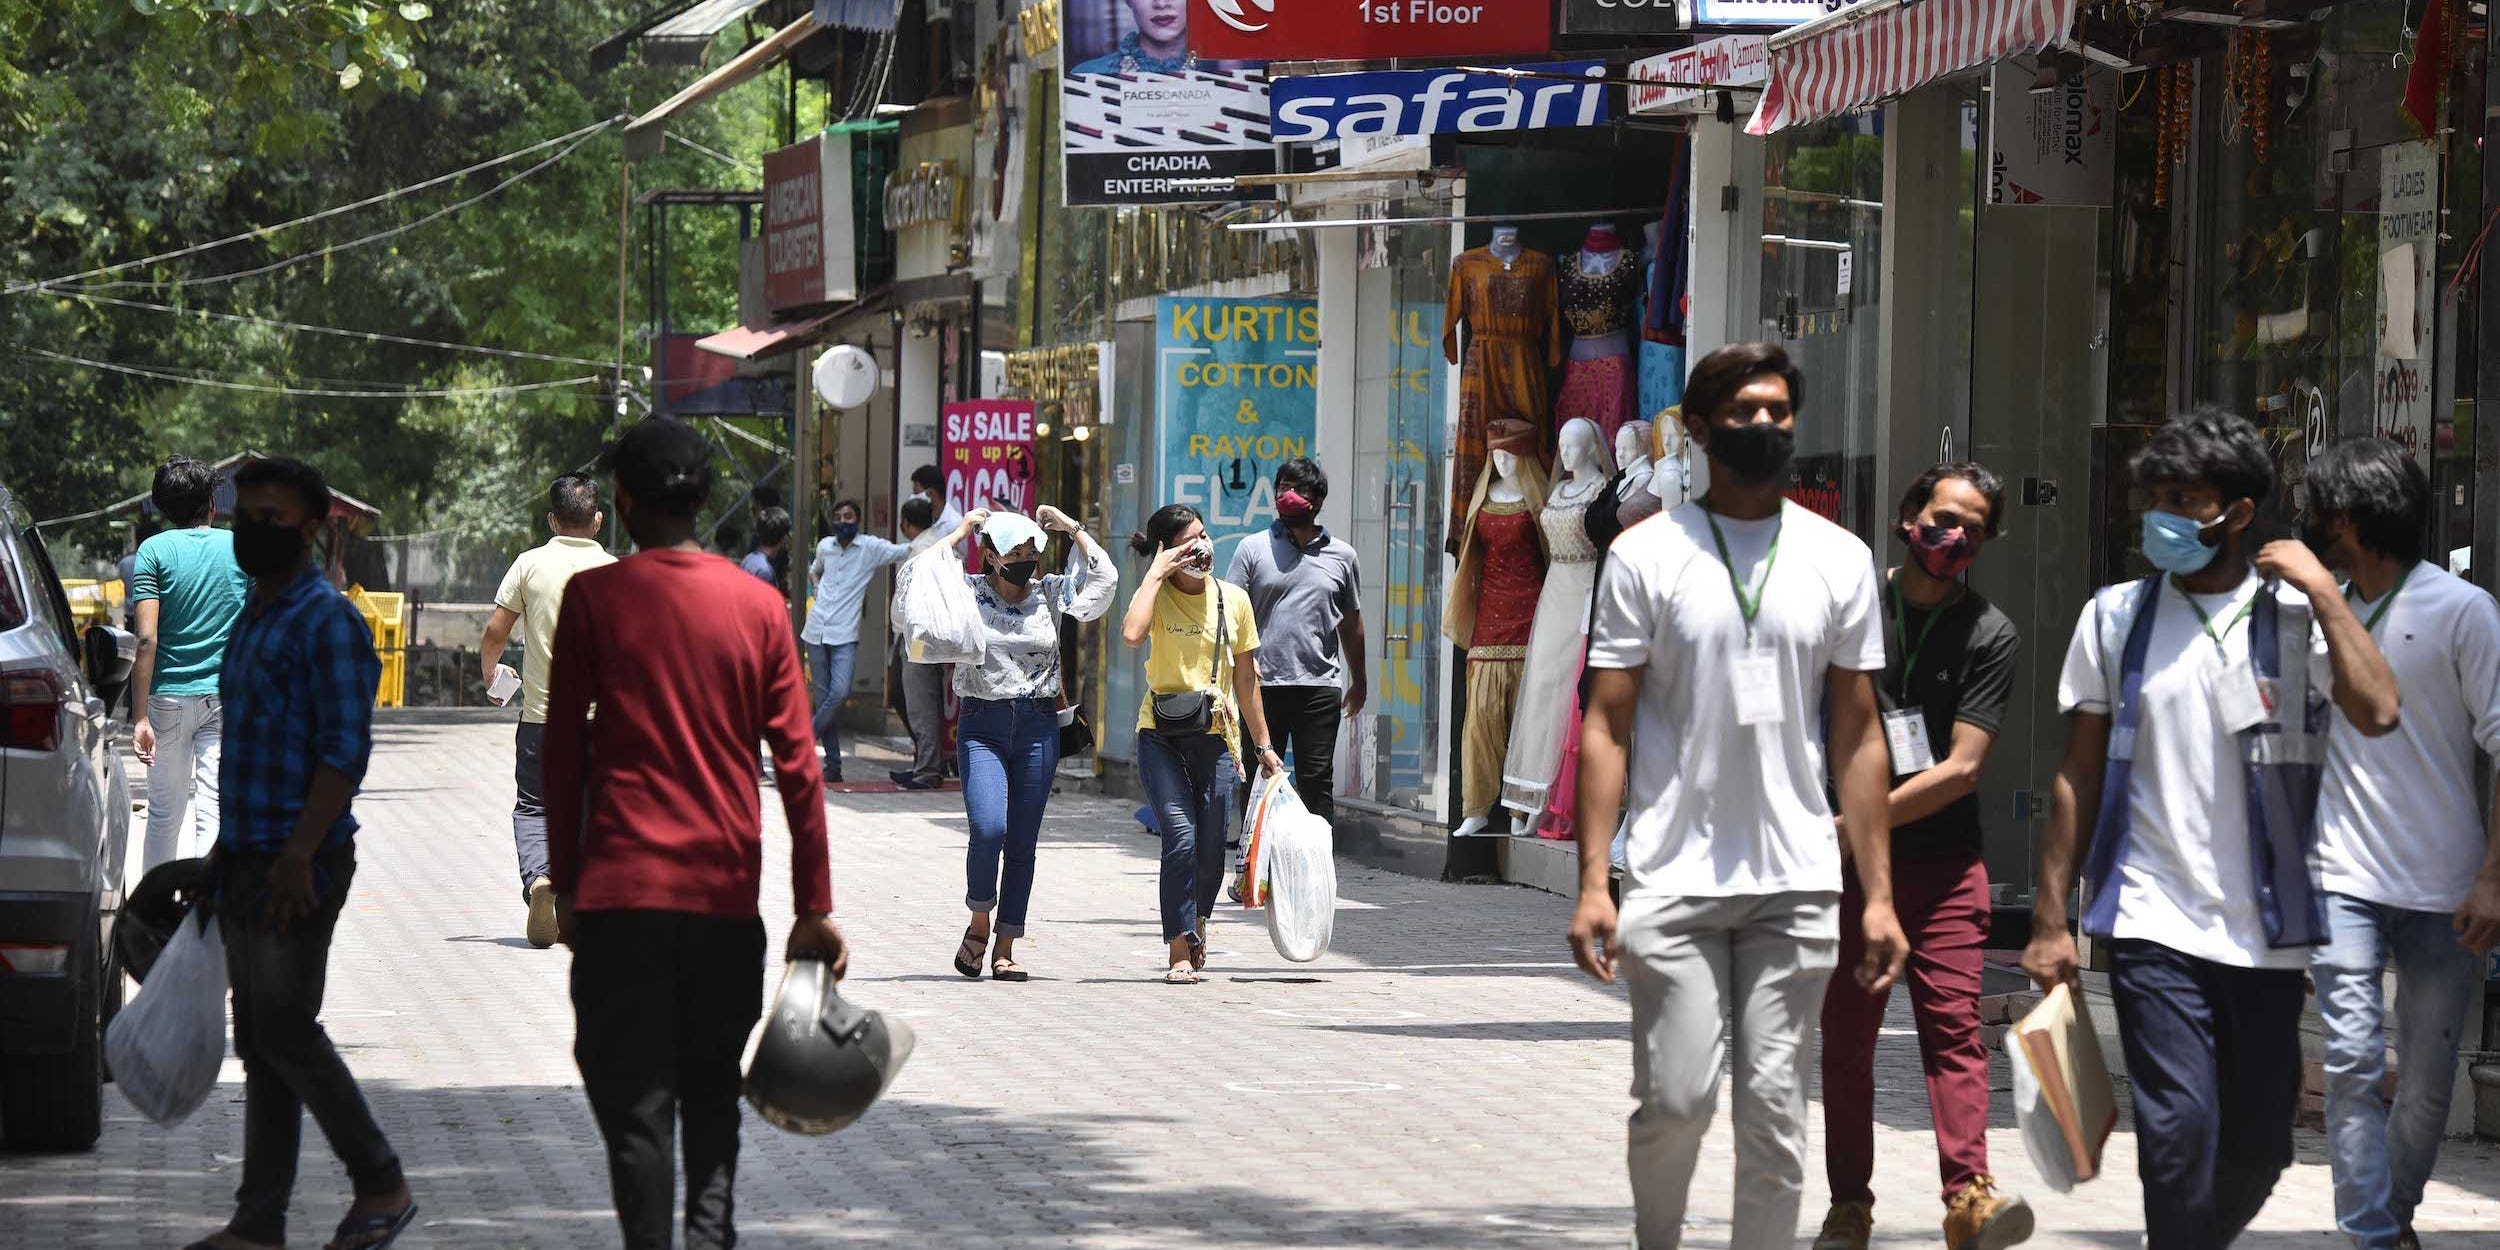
[902,660,950,783]
[1620,889,1839,1250]
[512,721,548,895]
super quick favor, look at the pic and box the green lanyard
[1704,505,1783,632]
[2348,565,2414,634]
[2175,576,2258,651]
[1888,575,1957,694]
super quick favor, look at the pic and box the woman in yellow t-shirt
[1120,504,1282,984]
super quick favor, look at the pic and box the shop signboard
[1627,34,1767,113]
[763,133,862,312]
[2376,139,2437,464]
[940,399,1041,569]
[1186,0,1549,61]
[1559,0,1824,36]
[1155,295,1320,575]
[1986,66,2116,207]
[1058,1,1274,206]
[1268,61,1608,143]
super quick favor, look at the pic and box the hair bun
[1127,530,1154,558]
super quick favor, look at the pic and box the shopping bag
[1331,705,1375,800]
[1259,780,1337,962]
[895,549,986,665]
[1239,769,1294,909]
[2010,981,2118,1192]
[104,908,228,1128]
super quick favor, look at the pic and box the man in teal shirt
[131,455,248,871]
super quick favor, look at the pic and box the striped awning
[1746,0,2081,134]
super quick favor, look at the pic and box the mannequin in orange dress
[1442,224,1562,554]
[1443,438,1549,837]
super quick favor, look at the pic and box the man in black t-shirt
[1812,463,2031,1250]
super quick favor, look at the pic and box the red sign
[941,400,1041,570]
[1187,0,1549,61]
[763,138,826,311]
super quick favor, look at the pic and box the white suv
[0,489,134,1150]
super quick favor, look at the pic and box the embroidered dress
[1442,247,1562,548]
[1556,250,1643,443]
[1501,481,1604,821]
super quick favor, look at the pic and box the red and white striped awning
[1746,0,2081,134]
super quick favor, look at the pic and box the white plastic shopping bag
[895,549,986,665]
[1258,779,1337,962]
[1239,770,1295,909]
[2009,981,2117,1192]
[1331,706,1375,800]
[104,909,228,1128]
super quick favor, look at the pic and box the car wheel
[0,927,105,1151]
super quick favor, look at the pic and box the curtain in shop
[1746,0,2080,134]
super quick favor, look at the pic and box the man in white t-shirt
[2299,437,2500,1250]
[2024,409,2399,1250]
[1573,342,1907,1250]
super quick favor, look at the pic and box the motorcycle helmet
[744,959,916,1135]
[113,857,211,983]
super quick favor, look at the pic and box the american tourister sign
[1187,0,1549,61]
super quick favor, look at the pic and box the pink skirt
[1554,355,1634,446]
[1536,655,1588,840]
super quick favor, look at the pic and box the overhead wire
[668,132,761,176]
[2,116,624,296]
[45,290,619,368]
[14,346,605,399]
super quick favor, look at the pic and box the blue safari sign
[1155,295,1320,576]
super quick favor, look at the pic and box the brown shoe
[1943,1176,2034,1249]
[1810,1200,1872,1250]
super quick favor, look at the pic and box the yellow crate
[344,586,408,709]
[59,579,127,633]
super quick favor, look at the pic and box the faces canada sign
[1189,0,1549,61]
[1268,61,1609,144]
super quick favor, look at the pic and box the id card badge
[1732,649,1785,726]
[2214,655,2270,734]
[1882,708,1937,775]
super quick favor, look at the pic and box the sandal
[326,1201,419,1250]
[1165,962,1200,985]
[953,927,987,979]
[991,956,1030,983]
[1186,930,1207,972]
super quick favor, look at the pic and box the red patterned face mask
[1906,523,1977,580]
[1276,489,1318,521]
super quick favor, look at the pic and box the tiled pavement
[7,715,2500,1247]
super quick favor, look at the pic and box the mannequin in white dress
[1499,418,1614,830]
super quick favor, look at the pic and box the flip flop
[953,927,987,979]
[1186,931,1207,972]
[990,956,1030,983]
[325,1201,418,1250]
[1164,962,1200,985]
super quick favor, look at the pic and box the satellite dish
[813,345,877,410]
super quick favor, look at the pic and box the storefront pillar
[1686,117,1764,362]
[896,327,942,504]
[1876,87,1975,500]
[1315,227,1360,485]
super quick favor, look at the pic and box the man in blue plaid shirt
[197,457,415,1250]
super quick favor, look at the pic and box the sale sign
[1189,0,1549,62]
[940,399,1040,569]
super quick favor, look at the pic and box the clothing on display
[1443,230,1562,552]
[1556,226,1643,444]
[1445,443,1550,826]
[1638,138,1691,421]
[1502,420,1615,830]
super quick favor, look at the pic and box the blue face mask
[2141,508,2224,574]
[834,521,859,543]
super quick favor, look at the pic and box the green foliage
[0,0,780,570]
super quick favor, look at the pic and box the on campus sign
[1627,34,1767,113]
[1155,296,1318,576]
[1559,0,1827,35]
[1188,0,1548,62]
[1268,61,1608,144]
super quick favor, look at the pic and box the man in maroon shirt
[544,418,847,1250]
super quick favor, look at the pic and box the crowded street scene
[9,0,2500,1248]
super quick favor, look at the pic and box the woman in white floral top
[925,505,1117,981]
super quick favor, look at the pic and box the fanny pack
[1150,582,1226,737]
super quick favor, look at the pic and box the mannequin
[1583,418,1662,554]
[1443,440,1550,837]
[1554,222,1643,446]
[1501,418,1614,835]
[1443,225,1561,554]
[1648,409,1695,510]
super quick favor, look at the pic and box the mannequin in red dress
[1443,439,1549,836]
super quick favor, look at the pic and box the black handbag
[1149,582,1225,737]
[1044,577,1094,756]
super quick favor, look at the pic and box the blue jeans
[1137,730,1236,944]
[2108,938,2307,1250]
[805,641,857,776]
[2313,892,2486,1248]
[959,697,1060,938]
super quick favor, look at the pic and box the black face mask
[233,519,309,578]
[996,560,1039,587]
[1709,421,1796,484]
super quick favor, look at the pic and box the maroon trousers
[1821,853,1993,1208]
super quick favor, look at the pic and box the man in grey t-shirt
[1227,457,1366,829]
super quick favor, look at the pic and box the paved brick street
[7,714,2500,1247]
